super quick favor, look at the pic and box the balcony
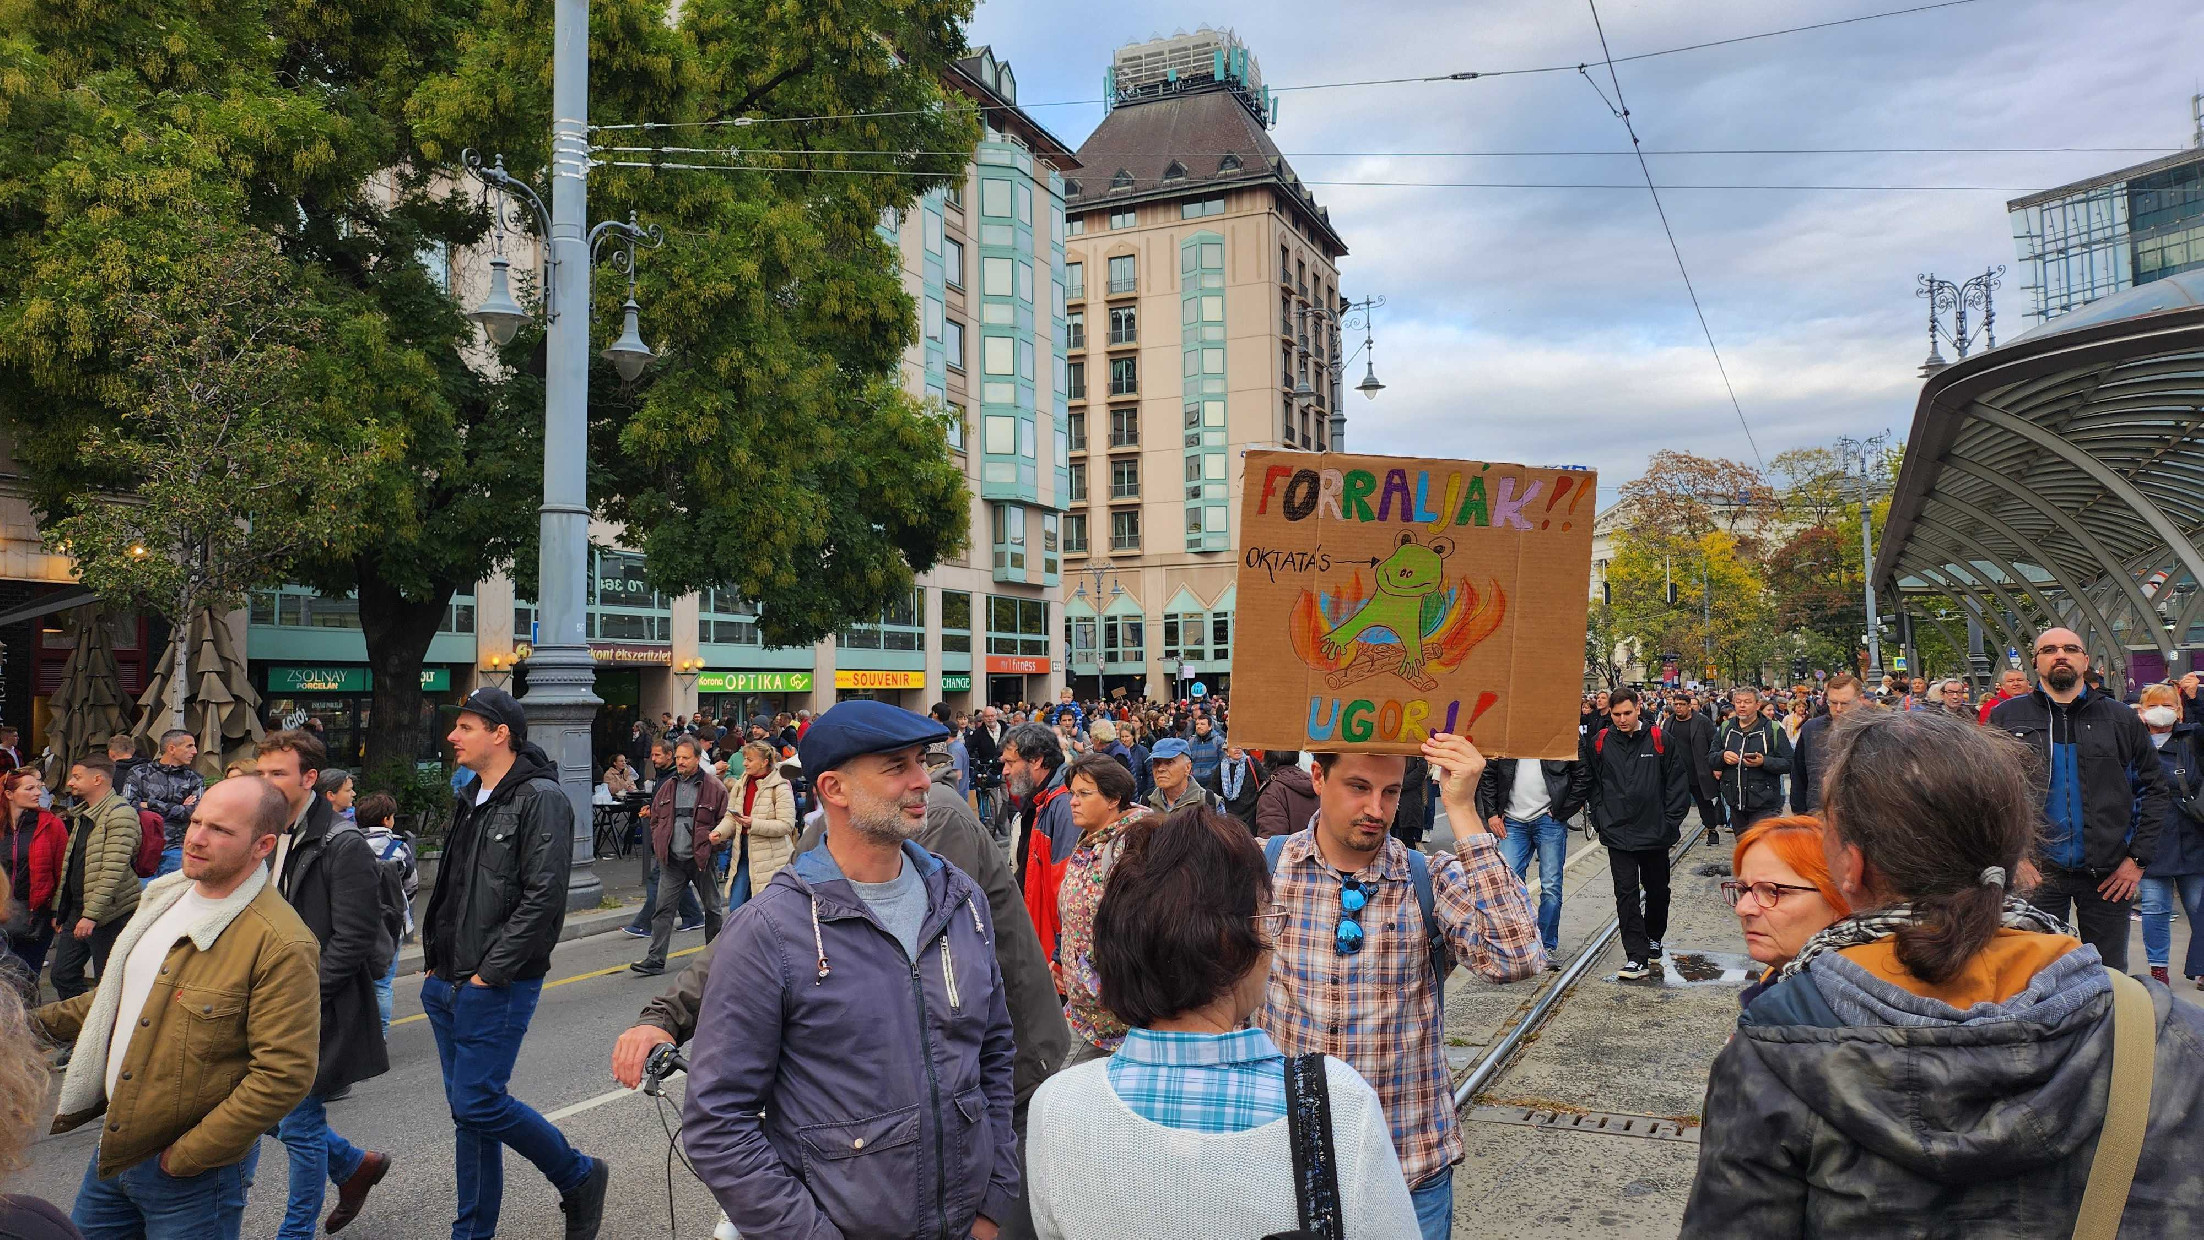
[1106,276,1138,298]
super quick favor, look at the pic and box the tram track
[1452,820,1715,1110]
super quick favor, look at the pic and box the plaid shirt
[1255,825,1543,1186]
[1104,1027,1288,1133]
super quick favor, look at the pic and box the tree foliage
[1604,528,1772,684]
[0,0,980,772]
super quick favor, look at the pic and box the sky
[968,0,2204,493]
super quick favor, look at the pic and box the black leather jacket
[422,743,572,986]
[1474,757,1591,824]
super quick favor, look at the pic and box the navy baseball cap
[458,686,528,743]
[1150,737,1190,761]
[797,701,950,776]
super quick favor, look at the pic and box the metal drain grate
[1466,1105,1700,1143]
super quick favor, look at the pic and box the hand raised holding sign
[1420,733,1488,835]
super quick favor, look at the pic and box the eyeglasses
[1254,909,1288,943]
[1721,879,1821,909]
[1335,880,1372,955]
[2036,643,2086,656]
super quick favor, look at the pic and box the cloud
[972,0,2204,487]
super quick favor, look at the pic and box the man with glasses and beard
[1255,735,1543,1240]
[1989,628,2169,968]
[683,701,1020,1240]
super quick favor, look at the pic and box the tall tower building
[1061,29,1350,703]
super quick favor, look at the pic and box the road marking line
[545,1086,646,1123]
[388,942,708,1028]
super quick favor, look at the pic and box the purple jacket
[683,837,1019,1240]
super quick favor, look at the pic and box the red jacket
[1021,784,1070,959]
[5,809,67,914]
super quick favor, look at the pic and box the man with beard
[683,701,1020,1240]
[999,724,1077,960]
[1989,628,2169,968]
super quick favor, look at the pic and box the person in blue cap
[683,700,1020,1240]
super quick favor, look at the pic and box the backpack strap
[2071,968,2156,1240]
[1405,848,1449,987]
[1279,1053,1343,1240]
[1263,833,1287,872]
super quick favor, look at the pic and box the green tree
[1607,528,1771,686]
[41,230,395,729]
[0,0,977,777]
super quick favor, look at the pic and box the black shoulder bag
[1263,1052,1343,1240]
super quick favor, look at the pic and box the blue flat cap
[1150,737,1190,761]
[798,700,950,776]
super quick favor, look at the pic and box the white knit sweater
[1027,1057,1422,1240]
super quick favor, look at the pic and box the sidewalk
[397,849,660,972]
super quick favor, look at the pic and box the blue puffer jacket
[2145,725,2204,879]
[683,837,1020,1240]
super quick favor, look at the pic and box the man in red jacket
[631,736,727,976]
[1976,667,2030,723]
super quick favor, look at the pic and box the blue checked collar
[1116,1026,1284,1069]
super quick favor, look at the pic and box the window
[992,503,1026,572]
[1297,257,1307,295]
[589,548,671,643]
[1066,215,1085,236]
[1281,244,1292,287]
[945,319,965,370]
[701,589,762,646]
[1015,183,1033,225]
[1018,338,1035,381]
[941,590,972,653]
[945,182,963,210]
[1042,512,1059,576]
[987,595,1051,656]
[1109,406,1139,447]
[983,256,1014,297]
[1212,614,1231,660]
[1181,197,1225,219]
[944,237,964,288]
[984,415,1016,454]
[1282,344,1294,387]
[1068,462,1087,501]
[1064,513,1089,553]
[946,400,966,451]
[838,587,925,651]
[1109,207,1138,229]
[1066,310,1085,348]
[1110,458,1140,499]
[1067,410,1087,451]
[1066,360,1086,400]
[1109,356,1137,396]
[923,209,943,255]
[1103,613,1144,661]
[1162,612,1208,661]
[1066,261,1084,299]
[1107,255,1136,295]
[924,297,942,341]
[983,335,1015,375]
[1108,305,1137,344]
[982,178,1012,217]
[1017,260,1034,304]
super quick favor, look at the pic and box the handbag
[1262,1053,1343,1240]
[2070,968,2156,1240]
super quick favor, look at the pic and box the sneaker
[560,1156,609,1240]
[324,1150,390,1233]
[628,961,666,976]
[1616,959,1650,981]
[1703,829,1720,845]
[1545,957,1564,972]
[621,924,649,938]
[1647,940,1664,960]
[2151,966,2170,985]
[676,919,706,934]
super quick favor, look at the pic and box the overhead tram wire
[1586,0,1765,469]
[594,144,2181,159]
[590,0,1987,133]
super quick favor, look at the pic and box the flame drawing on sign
[1288,570,1505,692]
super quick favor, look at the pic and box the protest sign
[1229,451,1596,758]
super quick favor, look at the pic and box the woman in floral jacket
[1055,753,1151,1066]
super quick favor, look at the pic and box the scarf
[1220,757,1248,802]
[1774,897,2073,981]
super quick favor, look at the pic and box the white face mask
[2141,706,2180,727]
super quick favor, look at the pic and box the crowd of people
[3,625,2203,1238]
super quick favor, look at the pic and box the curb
[396,901,642,972]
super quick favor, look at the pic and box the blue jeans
[627,855,703,932]
[155,845,183,878]
[725,839,753,914]
[1410,1171,1453,1240]
[1497,813,1569,954]
[2140,874,2204,974]
[421,974,591,1240]
[73,1143,259,1240]
[274,1092,367,1240]
[375,946,398,1037]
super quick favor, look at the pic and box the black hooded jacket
[423,742,572,986]
[277,792,390,1095]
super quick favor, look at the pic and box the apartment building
[1059,29,1350,701]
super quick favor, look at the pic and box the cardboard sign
[1229,451,1596,758]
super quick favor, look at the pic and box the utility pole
[1839,433,1890,687]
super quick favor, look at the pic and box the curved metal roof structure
[1876,268,2204,691]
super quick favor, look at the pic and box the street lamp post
[1838,433,1891,687]
[1069,563,1125,704]
[1293,294,1385,452]
[460,4,664,909]
[1915,267,2004,378]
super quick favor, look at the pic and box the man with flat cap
[683,700,1020,1240]
[421,687,609,1240]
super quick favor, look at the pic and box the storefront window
[941,590,972,653]
[987,596,1050,656]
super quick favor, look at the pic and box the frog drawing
[1320,531,1457,678]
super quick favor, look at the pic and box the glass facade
[1180,232,1230,551]
[2010,153,2204,326]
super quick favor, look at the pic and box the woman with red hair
[1724,814,1849,1005]
[0,768,66,976]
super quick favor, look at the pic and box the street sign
[940,673,972,693]
[694,671,814,694]
[1892,655,1909,672]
